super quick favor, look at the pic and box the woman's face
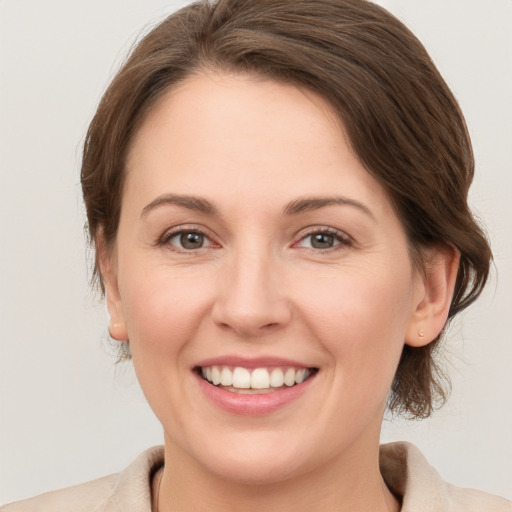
[105,72,427,483]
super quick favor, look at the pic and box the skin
[102,71,459,512]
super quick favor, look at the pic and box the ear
[97,235,128,342]
[405,245,460,347]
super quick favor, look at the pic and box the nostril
[211,281,293,336]
[213,316,286,337]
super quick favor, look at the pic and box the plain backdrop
[1,0,511,505]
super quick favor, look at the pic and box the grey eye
[310,233,336,249]
[296,229,350,251]
[167,231,211,250]
[180,232,205,249]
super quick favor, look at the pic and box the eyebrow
[283,196,375,219]
[141,194,218,217]
[141,193,374,220]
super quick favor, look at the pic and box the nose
[211,250,292,337]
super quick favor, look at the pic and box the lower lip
[195,372,316,415]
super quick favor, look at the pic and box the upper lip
[194,355,316,369]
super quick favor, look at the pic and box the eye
[165,230,213,251]
[295,229,351,250]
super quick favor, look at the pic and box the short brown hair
[81,0,491,418]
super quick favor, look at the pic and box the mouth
[195,365,319,394]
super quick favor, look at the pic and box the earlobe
[97,236,128,342]
[108,318,128,342]
[406,245,460,347]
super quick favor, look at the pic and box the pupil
[181,232,203,249]
[312,233,334,249]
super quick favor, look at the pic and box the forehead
[124,71,391,217]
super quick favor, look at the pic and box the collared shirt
[2,443,511,511]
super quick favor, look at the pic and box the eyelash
[159,226,215,254]
[294,227,353,253]
[158,226,353,254]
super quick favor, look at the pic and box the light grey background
[1,0,511,505]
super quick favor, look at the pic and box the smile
[198,366,317,393]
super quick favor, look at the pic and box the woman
[2,0,510,510]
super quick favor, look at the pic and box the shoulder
[0,474,118,512]
[380,442,512,512]
[1,446,165,512]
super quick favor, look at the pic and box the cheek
[300,260,413,327]
[118,267,216,357]
[117,268,218,426]
[295,262,415,384]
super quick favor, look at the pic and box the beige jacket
[2,443,511,511]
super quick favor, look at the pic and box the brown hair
[81,0,491,418]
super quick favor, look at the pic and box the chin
[182,430,315,486]
[206,453,308,486]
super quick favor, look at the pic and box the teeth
[220,367,233,386]
[284,368,296,386]
[232,367,251,389]
[269,368,284,387]
[251,368,270,389]
[295,368,307,384]
[200,365,313,390]
[211,366,221,385]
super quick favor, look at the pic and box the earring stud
[419,329,425,338]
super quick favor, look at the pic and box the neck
[156,433,400,512]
